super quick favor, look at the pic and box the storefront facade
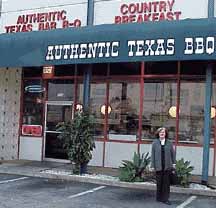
[0,0,216,182]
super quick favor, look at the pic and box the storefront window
[145,62,178,74]
[109,62,140,75]
[142,80,177,140]
[22,80,44,125]
[210,82,216,144]
[179,81,205,143]
[90,83,106,138]
[76,83,84,111]
[23,67,43,77]
[54,65,75,76]
[108,82,139,141]
[180,61,206,75]
[48,80,74,101]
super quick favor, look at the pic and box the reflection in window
[90,83,106,138]
[48,80,74,101]
[210,82,216,144]
[46,105,72,131]
[142,81,177,140]
[145,62,178,74]
[108,82,139,140]
[22,80,44,125]
[179,82,205,143]
[76,83,84,109]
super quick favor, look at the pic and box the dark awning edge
[0,18,216,67]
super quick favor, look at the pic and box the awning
[0,18,216,67]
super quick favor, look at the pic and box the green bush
[56,111,95,174]
[119,152,151,182]
[175,158,194,187]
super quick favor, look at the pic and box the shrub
[175,158,194,187]
[119,152,151,182]
[56,111,95,174]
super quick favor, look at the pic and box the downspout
[0,0,2,17]
[201,0,214,185]
[83,0,94,110]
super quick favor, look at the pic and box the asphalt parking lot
[0,173,216,208]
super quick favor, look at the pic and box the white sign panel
[0,0,87,33]
[94,0,208,25]
[1,0,87,12]
[214,0,216,17]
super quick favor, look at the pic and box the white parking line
[68,186,106,199]
[0,177,29,184]
[176,196,197,208]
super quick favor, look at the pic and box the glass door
[44,101,73,160]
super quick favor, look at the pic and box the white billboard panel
[1,0,87,12]
[94,0,208,25]
[0,3,87,33]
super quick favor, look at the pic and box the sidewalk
[0,160,216,197]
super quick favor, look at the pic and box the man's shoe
[163,200,171,205]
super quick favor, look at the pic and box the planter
[80,162,88,175]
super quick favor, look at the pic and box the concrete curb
[1,168,216,197]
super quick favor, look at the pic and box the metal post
[87,0,94,26]
[83,0,94,110]
[0,0,2,17]
[208,0,214,18]
[83,65,92,110]
[201,64,213,185]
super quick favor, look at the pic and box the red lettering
[151,2,159,12]
[38,22,44,30]
[128,3,136,14]
[122,15,129,23]
[10,25,16,33]
[115,1,181,23]
[5,26,12,33]
[38,13,46,22]
[135,3,143,13]
[137,14,144,23]
[37,21,57,30]
[159,1,166,12]
[27,14,35,23]
[5,24,32,33]
[152,13,159,21]
[31,126,41,135]
[17,15,24,24]
[23,126,30,134]
[59,10,67,20]
[21,24,29,32]
[129,15,136,22]
[174,11,181,20]
[144,14,151,21]
[166,12,174,20]
[22,125,42,136]
[143,2,152,13]
[62,20,69,28]
[44,22,51,30]
[16,25,22,32]
[50,22,57,29]
[27,24,33,31]
[51,11,58,21]
[74,19,81,27]
[159,12,166,21]
[115,16,121,24]
[120,4,128,15]
[168,0,175,11]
